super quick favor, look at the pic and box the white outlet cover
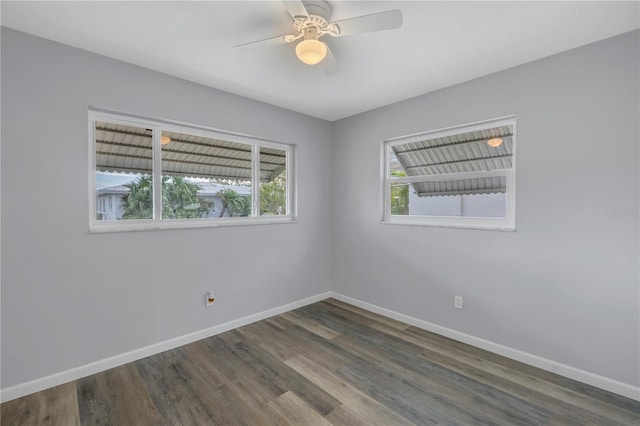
[454,296,463,309]
[206,291,215,307]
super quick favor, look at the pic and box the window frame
[381,116,516,231]
[88,109,295,233]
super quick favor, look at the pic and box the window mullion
[152,127,163,220]
[252,143,260,217]
[89,115,98,226]
[285,148,291,216]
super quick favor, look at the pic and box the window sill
[89,217,296,234]
[380,218,515,232]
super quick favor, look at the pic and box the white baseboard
[0,292,332,403]
[328,292,640,401]
[3,290,638,403]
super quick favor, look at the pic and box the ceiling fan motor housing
[302,0,331,21]
[302,26,320,41]
[293,0,340,37]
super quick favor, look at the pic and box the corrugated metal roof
[407,177,507,197]
[95,122,286,182]
[392,125,513,196]
[96,185,130,195]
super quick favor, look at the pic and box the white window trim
[381,116,516,231]
[88,108,296,233]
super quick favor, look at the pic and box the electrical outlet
[206,291,215,307]
[454,295,463,310]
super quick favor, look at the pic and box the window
[382,117,515,230]
[89,110,294,232]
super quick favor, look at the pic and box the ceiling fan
[235,0,403,74]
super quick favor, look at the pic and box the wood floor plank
[198,333,288,404]
[270,322,355,373]
[266,314,296,330]
[180,340,231,388]
[293,303,380,340]
[222,377,282,425]
[178,339,283,425]
[0,382,80,426]
[77,362,163,425]
[236,320,301,361]
[204,330,342,416]
[267,391,333,426]
[276,331,345,375]
[285,354,416,426]
[280,311,342,340]
[237,315,354,376]
[135,347,242,425]
[192,332,287,418]
[323,298,410,330]
[324,404,384,426]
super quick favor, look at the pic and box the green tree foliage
[390,170,409,215]
[122,175,214,219]
[218,189,251,217]
[233,195,252,217]
[121,175,153,219]
[260,174,286,215]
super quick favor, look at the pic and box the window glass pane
[161,130,252,219]
[388,147,405,178]
[95,121,153,220]
[391,179,506,218]
[390,124,513,178]
[260,146,287,216]
[390,183,410,215]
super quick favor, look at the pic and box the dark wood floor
[2,298,639,425]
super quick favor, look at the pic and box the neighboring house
[96,181,252,220]
[194,182,252,218]
[96,185,128,220]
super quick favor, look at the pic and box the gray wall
[1,29,334,389]
[332,30,639,387]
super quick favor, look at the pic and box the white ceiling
[2,1,638,121]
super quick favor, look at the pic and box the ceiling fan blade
[321,46,339,75]
[234,34,291,49]
[332,9,402,37]
[282,0,309,19]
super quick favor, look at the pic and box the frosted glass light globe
[296,39,327,65]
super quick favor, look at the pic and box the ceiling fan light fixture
[295,39,327,65]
